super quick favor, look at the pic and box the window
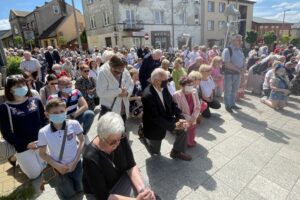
[218,21,225,30]
[208,20,214,31]
[195,14,199,24]
[208,1,215,12]
[103,12,110,26]
[53,6,60,14]
[126,10,135,22]
[154,10,164,24]
[87,0,93,5]
[90,16,96,29]
[219,2,225,13]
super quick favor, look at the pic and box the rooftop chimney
[58,0,67,16]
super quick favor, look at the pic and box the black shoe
[231,105,242,110]
[225,107,233,113]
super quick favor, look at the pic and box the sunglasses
[83,70,90,73]
[103,134,126,146]
[50,82,58,85]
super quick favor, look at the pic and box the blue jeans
[54,161,83,200]
[76,110,95,135]
[224,74,241,108]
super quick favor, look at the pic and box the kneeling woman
[261,62,290,109]
[82,112,156,200]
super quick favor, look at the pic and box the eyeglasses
[178,62,184,64]
[83,70,90,73]
[102,134,126,146]
[50,82,58,85]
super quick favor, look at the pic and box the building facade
[252,17,292,43]
[290,23,300,39]
[9,0,85,48]
[82,0,203,50]
[201,0,255,48]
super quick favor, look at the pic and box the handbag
[99,73,123,119]
[40,123,68,190]
[0,104,16,164]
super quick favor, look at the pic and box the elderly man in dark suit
[141,68,192,161]
[44,46,60,73]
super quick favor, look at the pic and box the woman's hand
[136,188,156,200]
[27,141,38,150]
[67,160,78,173]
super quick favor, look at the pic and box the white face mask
[184,85,194,93]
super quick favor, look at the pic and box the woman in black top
[0,75,47,179]
[82,112,156,200]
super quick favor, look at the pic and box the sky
[0,0,300,31]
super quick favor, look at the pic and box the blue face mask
[62,87,72,94]
[55,70,61,74]
[14,86,28,97]
[49,113,66,124]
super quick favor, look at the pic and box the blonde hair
[188,71,202,81]
[129,68,138,77]
[199,64,211,73]
[211,56,222,68]
[174,57,183,68]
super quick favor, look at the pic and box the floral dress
[270,76,289,101]
[75,76,97,110]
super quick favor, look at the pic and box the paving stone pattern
[1,94,300,199]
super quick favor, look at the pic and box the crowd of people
[0,33,300,199]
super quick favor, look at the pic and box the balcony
[123,20,144,31]
[119,0,142,4]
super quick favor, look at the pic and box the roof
[12,10,30,17]
[39,17,66,39]
[0,30,12,40]
[292,23,300,29]
[253,17,291,24]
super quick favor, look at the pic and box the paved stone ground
[1,93,300,199]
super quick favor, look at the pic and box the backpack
[221,47,236,74]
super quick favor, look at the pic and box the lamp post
[282,9,291,37]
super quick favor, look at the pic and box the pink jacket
[173,89,201,122]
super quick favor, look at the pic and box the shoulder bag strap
[110,73,123,110]
[4,103,14,133]
[58,123,68,163]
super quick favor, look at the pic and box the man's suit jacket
[142,84,184,140]
[45,50,60,69]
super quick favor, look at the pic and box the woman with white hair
[127,48,138,65]
[246,54,276,95]
[82,112,156,200]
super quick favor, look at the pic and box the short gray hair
[152,49,162,56]
[97,112,125,139]
[151,68,167,82]
[231,34,243,41]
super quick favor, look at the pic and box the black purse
[99,73,123,119]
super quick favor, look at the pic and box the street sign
[144,33,149,40]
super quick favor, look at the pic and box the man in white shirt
[189,46,200,64]
[20,51,41,80]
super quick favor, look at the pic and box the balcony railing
[119,0,142,4]
[123,20,144,31]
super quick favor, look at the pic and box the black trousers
[202,99,221,118]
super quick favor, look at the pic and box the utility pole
[71,0,82,53]
[282,9,291,36]
[171,0,175,47]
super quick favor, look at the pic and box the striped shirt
[48,89,82,115]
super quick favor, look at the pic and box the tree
[245,30,258,47]
[58,36,67,47]
[80,30,87,44]
[26,39,34,50]
[263,31,277,47]
[14,36,23,47]
[280,34,291,44]
[290,37,300,48]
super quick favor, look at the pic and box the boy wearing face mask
[38,98,84,199]
[173,77,201,147]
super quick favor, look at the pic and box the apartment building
[83,0,204,50]
[9,0,85,48]
[202,0,255,48]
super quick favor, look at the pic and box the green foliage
[26,39,34,45]
[80,30,87,44]
[0,183,35,200]
[245,30,258,45]
[263,31,277,45]
[58,36,67,46]
[280,34,291,44]
[290,37,300,47]
[13,36,23,46]
[6,56,22,76]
